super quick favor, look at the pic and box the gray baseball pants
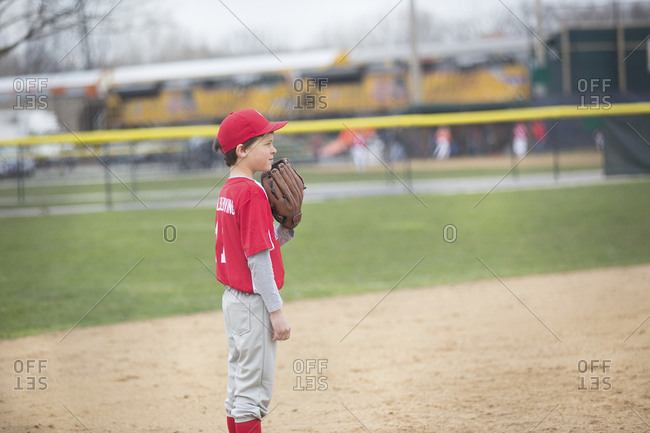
[222,287,277,422]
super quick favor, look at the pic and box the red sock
[236,419,261,433]
[227,417,236,433]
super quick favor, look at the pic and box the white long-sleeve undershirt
[246,226,294,313]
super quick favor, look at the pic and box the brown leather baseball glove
[261,158,305,229]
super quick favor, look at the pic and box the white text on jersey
[217,197,235,215]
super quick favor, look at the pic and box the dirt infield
[2,264,649,433]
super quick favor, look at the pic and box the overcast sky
[158,0,642,51]
[1,0,644,75]
[163,0,520,49]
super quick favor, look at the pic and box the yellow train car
[106,61,531,128]
[420,64,530,105]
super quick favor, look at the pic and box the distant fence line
[2,102,649,210]
[2,103,650,147]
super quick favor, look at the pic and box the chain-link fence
[0,115,608,216]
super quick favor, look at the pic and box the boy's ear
[235,143,247,159]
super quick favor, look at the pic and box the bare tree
[0,0,167,74]
[0,0,84,58]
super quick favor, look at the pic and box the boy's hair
[213,134,264,167]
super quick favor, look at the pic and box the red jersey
[513,123,527,139]
[435,127,451,143]
[215,177,284,293]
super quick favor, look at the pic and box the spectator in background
[310,133,323,163]
[512,122,528,157]
[386,128,407,163]
[427,129,437,156]
[467,125,483,155]
[594,130,605,152]
[486,124,498,155]
[350,131,370,173]
[434,126,452,160]
[318,128,375,173]
[531,120,547,152]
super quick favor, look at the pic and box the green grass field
[1,179,649,338]
[0,166,520,204]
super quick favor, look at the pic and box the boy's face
[244,133,277,172]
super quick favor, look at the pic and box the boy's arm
[247,250,291,340]
[248,250,282,312]
[275,225,294,247]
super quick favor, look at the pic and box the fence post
[511,149,519,178]
[130,141,138,195]
[103,143,112,210]
[16,146,25,205]
[553,137,560,181]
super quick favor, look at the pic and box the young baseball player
[213,109,293,433]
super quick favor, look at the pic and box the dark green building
[544,23,650,96]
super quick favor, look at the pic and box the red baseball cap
[215,109,288,153]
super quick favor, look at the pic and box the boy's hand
[269,309,291,341]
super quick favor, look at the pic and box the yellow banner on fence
[2,102,650,147]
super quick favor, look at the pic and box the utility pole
[535,0,546,68]
[408,0,422,107]
[77,0,93,69]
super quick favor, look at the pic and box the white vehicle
[0,109,61,178]
[0,146,35,178]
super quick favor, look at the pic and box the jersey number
[216,222,226,263]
